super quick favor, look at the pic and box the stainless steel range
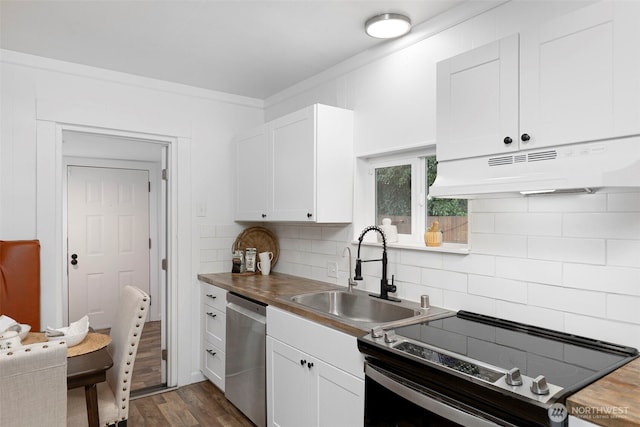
[357,310,638,426]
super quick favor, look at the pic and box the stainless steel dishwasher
[225,292,267,427]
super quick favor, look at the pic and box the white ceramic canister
[378,218,398,243]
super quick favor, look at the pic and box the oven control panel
[362,332,564,404]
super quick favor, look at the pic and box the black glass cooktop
[390,311,637,389]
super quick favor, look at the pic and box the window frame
[354,145,470,253]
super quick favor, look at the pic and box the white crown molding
[264,0,507,108]
[0,49,264,109]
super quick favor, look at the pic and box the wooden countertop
[197,272,370,337]
[567,357,640,426]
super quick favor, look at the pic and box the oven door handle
[366,364,501,427]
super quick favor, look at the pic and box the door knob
[503,136,513,145]
[70,254,78,266]
[521,133,531,142]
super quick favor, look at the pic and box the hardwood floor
[116,320,254,425]
[129,381,254,426]
[132,320,163,391]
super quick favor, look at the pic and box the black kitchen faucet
[354,225,400,301]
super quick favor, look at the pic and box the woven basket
[232,226,280,268]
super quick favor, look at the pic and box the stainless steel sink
[283,289,452,330]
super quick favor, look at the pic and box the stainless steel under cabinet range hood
[429,138,640,198]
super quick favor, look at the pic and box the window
[359,148,468,247]
[425,156,468,244]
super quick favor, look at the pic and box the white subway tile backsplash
[495,301,565,331]
[443,290,496,316]
[395,264,422,285]
[606,294,640,324]
[204,188,640,347]
[563,213,640,239]
[311,239,337,255]
[421,268,467,293]
[563,263,640,296]
[321,225,352,242]
[565,314,640,350]
[607,239,640,267]
[528,283,606,317]
[299,226,323,240]
[470,213,494,233]
[468,275,527,303]
[494,213,561,236]
[607,191,640,212]
[471,197,527,213]
[443,253,495,276]
[496,257,561,285]
[528,236,605,264]
[400,249,443,269]
[200,249,217,263]
[399,282,444,306]
[527,193,606,212]
[471,233,527,257]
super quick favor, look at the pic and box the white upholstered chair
[67,285,150,427]
[0,341,68,427]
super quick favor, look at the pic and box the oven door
[364,363,510,427]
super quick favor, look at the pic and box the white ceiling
[0,0,465,99]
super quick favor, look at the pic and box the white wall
[0,50,263,386]
[262,0,640,351]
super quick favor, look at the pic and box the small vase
[424,231,442,247]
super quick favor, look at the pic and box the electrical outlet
[327,261,338,278]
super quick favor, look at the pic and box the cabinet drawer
[202,283,227,311]
[204,307,226,348]
[203,344,225,391]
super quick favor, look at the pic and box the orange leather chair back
[0,240,41,330]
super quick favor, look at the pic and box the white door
[67,166,150,329]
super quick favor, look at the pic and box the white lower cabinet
[200,282,227,391]
[266,307,364,427]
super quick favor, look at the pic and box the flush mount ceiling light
[365,13,411,39]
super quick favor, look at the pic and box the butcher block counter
[197,271,368,337]
[567,357,640,426]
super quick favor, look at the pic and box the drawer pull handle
[206,312,217,318]
[206,349,217,356]
[206,294,217,299]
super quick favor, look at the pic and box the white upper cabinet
[437,1,640,162]
[235,126,269,221]
[437,34,519,161]
[234,104,354,223]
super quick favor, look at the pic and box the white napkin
[47,315,90,337]
[0,315,19,333]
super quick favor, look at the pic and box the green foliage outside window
[426,157,467,216]
[375,165,411,217]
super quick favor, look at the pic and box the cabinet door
[436,34,519,161]
[315,360,364,427]
[520,1,640,148]
[235,126,269,221]
[267,337,312,427]
[268,106,316,221]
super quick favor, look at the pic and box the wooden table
[67,347,113,427]
[24,332,113,427]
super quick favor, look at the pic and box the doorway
[63,130,168,394]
